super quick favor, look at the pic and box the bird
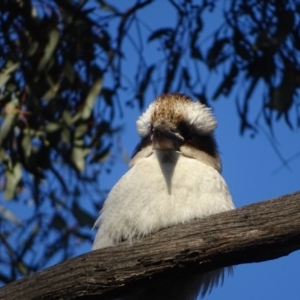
[92,93,235,300]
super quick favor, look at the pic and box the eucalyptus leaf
[72,146,86,172]
[17,262,29,276]
[4,162,22,200]
[61,126,71,144]
[43,81,60,101]
[81,78,103,120]
[45,122,61,132]
[74,124,89,139]
[0,61,20,88]
[37,29,60,71]
[0,99,18,144]
[21,131,32,158]
[63,61,75,83]
[62,110,73,126]
[0,205,21,225]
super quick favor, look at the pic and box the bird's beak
[152,125,184,151]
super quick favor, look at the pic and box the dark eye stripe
[178,121,194,140]
[186,135,219,159]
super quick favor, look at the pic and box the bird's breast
[93,151,234,249]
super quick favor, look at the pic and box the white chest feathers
[92,151,234,250]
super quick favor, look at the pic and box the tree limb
[1,191,300,300]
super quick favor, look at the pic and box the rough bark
[0,191,300,300]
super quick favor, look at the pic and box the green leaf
[45,122,61,132]
[26,41,39,57]
[0,61,20,88]
[4,162,22,200]
[74,124,89,139]
[61,126,71,145]
[37,29,60,71]
[17,262,30,276]
[72,143,89,172]
[81,78,103,120]
[21,130,32,158]
[42,80,60,101]
[63,61,75,83]
[62,110,73,126]
[0,205,21,225]
[0,99,18,144]
[0,148,8,163]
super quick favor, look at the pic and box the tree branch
[1,191,300,300]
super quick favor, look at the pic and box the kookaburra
[93,93,235,300]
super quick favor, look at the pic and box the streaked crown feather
[136,93,217,137]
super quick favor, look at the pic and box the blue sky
[97,1,300,299]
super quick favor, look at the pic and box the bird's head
[131,93,221,172]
